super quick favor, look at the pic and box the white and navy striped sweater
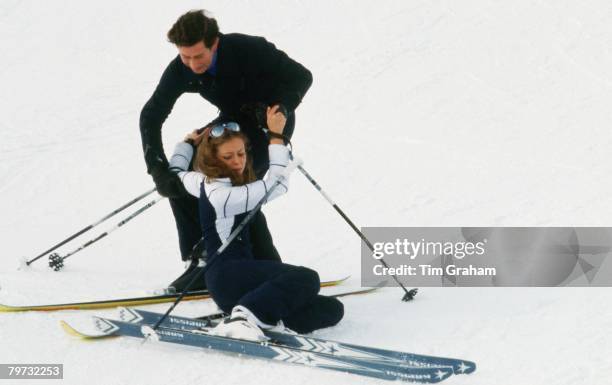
[169,142,292,259]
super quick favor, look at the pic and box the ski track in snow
[1,1,612,384]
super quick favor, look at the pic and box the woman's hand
[184,129,206,146]
[267,104,287,135]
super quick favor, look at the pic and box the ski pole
[25,187,157,266]
[48,195,164,271]
[142,157,303,339]
[264,123,417,302]
[295,163,418,302]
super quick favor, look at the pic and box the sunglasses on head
[208,122,241,138]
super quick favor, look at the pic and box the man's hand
[267,105,287,135]
[275,103,288,118]
[239,102,288,131]
[185,129,207,146]
[151,166,188,198]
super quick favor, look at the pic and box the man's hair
[167,10,219,48]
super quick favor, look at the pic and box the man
[139,10,312,292]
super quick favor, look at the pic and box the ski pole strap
[283,156,303,178]
[263,128,293,147]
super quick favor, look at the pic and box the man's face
[178,39,218,74]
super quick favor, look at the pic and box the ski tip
[0,304,17,313]
[59,320,114,340]
[60,320,83,337]
[337,275,351,282]
[321,275,351,287]
[332,280,388,298]
[331,286,381,298]
[454,361,477,374]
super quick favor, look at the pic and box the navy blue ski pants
[205,259,344,334]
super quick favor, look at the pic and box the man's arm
[250,37,313,113]
[140,58,190,198]
[139,58,185,173]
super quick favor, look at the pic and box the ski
[117,308,475,375]
[57,286,383,340]
[0,276,348,312]
[0,290,211,313]
[63,317,455,383]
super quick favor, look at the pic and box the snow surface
[1,0,612,384]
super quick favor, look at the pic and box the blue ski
[66,316,454,383]
[118,307,475,375]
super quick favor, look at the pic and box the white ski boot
[266,321,297,335]
[211,305,269,342]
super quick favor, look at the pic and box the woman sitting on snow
[168,105,344,340]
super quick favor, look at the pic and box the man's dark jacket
[140,33,313,173]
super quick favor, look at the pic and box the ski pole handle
[280,156,303,180]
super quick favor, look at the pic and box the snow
[1,0,611,384]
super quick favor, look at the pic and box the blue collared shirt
[207,52,218,76]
